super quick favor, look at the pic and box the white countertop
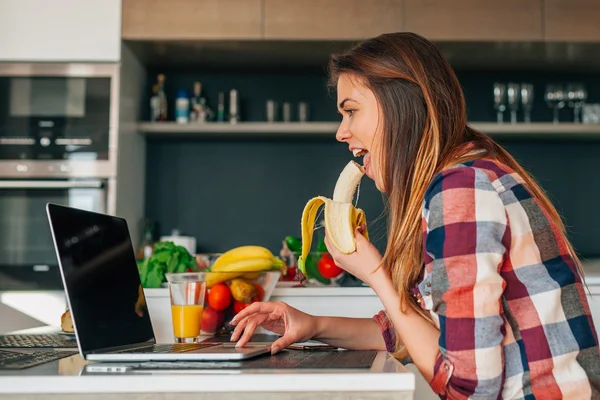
[141,257,600,298]
[145,286,376,298]
[0,350,414,395]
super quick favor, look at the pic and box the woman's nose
[336,122,351,143]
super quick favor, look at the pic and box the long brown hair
[328,32,584,359]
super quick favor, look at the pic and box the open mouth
[352,148,368,157]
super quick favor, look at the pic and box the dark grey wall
[145,68,600,258]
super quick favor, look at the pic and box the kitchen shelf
[138,122,600,139]
[138,122,338,138]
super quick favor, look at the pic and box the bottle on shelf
[136,219,155,262]
[157,74,168,121]
[190,81,204,122]
[217,92,225,122]
[150,84,160,122]
[175,89,190,124]
[229,89,239,124]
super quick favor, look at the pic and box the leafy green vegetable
[137,241,197,288]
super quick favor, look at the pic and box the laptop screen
[47,203,155,354]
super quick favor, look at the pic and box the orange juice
[171,305,204,338]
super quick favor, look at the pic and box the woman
[230,32,600,399]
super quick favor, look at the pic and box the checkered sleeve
[423,167,509,398]
[373,310,397,354]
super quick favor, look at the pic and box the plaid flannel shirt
[373,159,600,399]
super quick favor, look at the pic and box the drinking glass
[520,83,534,123]
[166,272,206,343]
[545,84,566,124]
[507,83,520,124]
[493,83,507,124]
[567,83,587,123]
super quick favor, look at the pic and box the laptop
[46,203,270,362]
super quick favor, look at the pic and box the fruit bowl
[171,269,281,336]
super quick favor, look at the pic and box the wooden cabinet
[122,0,262,40]
[404,0,543,41]
[544,0,600,42]
[119,1,600,45]
[0,0,121,62]
[264,0,403,40]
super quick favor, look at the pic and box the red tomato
[283,266,297,281]
[232,284,265,315]
[201,306,224,333]
[233,300,248,314]
[253,283,265,302]
[318,253,344,278]
[207,283,231,311]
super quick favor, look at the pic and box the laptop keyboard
[120,343,218,354]
[0,334,78,349]
[0,350,78,370]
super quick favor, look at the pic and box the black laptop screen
[47,204,155,354]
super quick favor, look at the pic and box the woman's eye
[344,109,355,116]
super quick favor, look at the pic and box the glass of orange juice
[166,272,206,343]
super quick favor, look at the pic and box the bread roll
[61,310,74,333]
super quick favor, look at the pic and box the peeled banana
[298,161,369,276]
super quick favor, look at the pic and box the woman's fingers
[236,316,262,348]
[229,315,251,342]
[230,301,273,325]
[269,335,297,355]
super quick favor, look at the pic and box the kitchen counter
[0,349,415,399]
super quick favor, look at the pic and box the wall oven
[0,63,119,290]
[0,179,113,290]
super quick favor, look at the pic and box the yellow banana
[212,257,278,273]
[205,272,243,288]
[211,245,278,270]
[298,161,369,275]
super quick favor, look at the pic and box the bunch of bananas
[205,246,283,288]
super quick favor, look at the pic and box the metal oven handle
[0,180,103,189]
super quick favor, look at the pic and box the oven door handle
[0,180,103,189]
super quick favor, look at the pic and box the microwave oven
[0,63,119,178]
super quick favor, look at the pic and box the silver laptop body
[46,203,270,362]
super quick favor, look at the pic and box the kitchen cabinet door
[404,0,543,41]
[0,0,121,62]
[264,0,403,40]
[545,0,600,42]
[122,0,262,40]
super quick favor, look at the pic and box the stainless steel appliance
[0,179,111,290]
[0,63,119,290]
[0,63,119,178]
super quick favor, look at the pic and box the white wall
[0,0,121,62]
[115,42,148,247]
